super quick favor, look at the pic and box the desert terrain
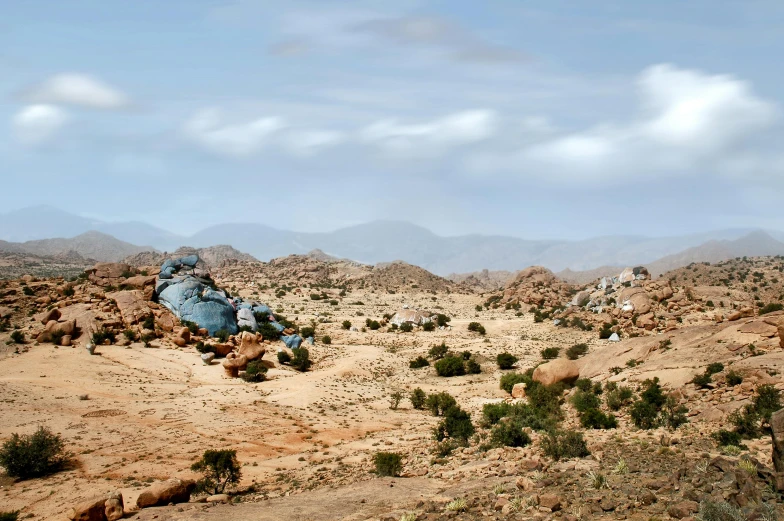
[0,254,783,520]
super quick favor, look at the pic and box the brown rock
[68,496,108,521]
[135,478,195,509]
[108,290,150,327]
[667,500,698,519]
[532,359,579,386]
[238,331,265,361]
[738,320,777,337]
[222,353,248,377]
[104,491,124,521]
[511,383,526,399]
[772,408,784,473]
[538,494,561,511]
[176,327,191,344]
[172,336,187,347]
[38,307,61,325]
[515,476,535,491]
[37,319,77,343]
[61,335,72,347]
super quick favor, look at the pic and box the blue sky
[3,0,784,239]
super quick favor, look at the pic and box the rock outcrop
[135,478,195,509]
[532,359,580,386]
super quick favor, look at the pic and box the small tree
[342,320,352,330]
[422,321,436,332]
[435,356,466,377]
[291,348,312,372]
[191,449,241,495]
[241,361,268,383]
[428,342,448,360]
[0,427,68,479]
[389,390,403,410]
[496,352,518,370]
[373,452,402,477]
[410,388,427,409]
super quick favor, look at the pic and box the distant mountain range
[2,206,784,275]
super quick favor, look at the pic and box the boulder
[237,308,258,331]
[222,353,248,377]
[282,334,303,350]
[135,478,196,509]
[175,327,191,343]
[608,333,620,342]
[157,276,237,336]
[201,352,215,365]
[68,496,109,521]
[38,307,61,325]
[108,290,150,327]
[37,319,77,343]
[511,383,526,399]
[238,331,265,361]
[178,254,199,268]
[667,500,698,519]
[772,408,784,473]
[104,491,124,521]
[206,494,230,503]
[532,359,579,387]
[88,263,132,287]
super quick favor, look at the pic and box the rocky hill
[124,245,256,269]
[447,269,516,291]
[0,231,152,262]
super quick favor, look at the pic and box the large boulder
[282,334,303,350]
[178,254,199,268]
[107,290,150,327]
[88,263,132,287]
[532,359,580,387]
[238,331,265,361]
[135,478,195,509]
[68,496,108,521]
[37,319,77,343]
[237,308,258,331]
[772,408,784,474]
[157,277,237,336]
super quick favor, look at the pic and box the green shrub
[496,352,518,370]
[425,392,457,416]
[606,386,634,411]
[0,427,68,479]
[92,328,115,345]
[540,430,590,461]
[241,361,268,383]
[525,381,564,420]
[142,314,155,330]
[373,452,402,477]
[759,302,784,315]
[321,335,332,345]
[365,319,381,330]
[434,406,474,443]
[277,351,291,365]
[0,511,19,521]
[191,449,241,494]
[500,372,529,394]
[630,400,659,429]
[712,429,743,447]
[399,322,413,333]
[63,287,75,298]
[490,418,532,448]
[50,329,66,346]
[435,314,451,327]
[506,402,559,432]
[725,370,743,386]
[691,373,712,389]
[428,342,448,360]
[123,329,138,342]
[580,408,617,429]
[389,390,403,410]
[461,351,472,360]
[574,378,593,392]
[661,395,688,430]
[752,384,781,422]
[9,330,24,344]
[409,356,430,369]
[571,390,600,413]
[195,341,215,354]
[410,388,427,409]
[541,347,560,360]
[257,322,281,341]
[730,405,761,439]
[481,402,512,426]
[182,320,199,334]
[566,343,589,360]
[341,320,352,330]
[422,321,436,332]
[300,326,316,339]
[22,286,34,296]
[467,322,486,335]
[705,362,724,375]
[640,378,666,408]
[465,359,481,374]
[291,348,312,372]
[214,329,230,342]
[435,356,466,377]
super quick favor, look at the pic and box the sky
[3,0,784,239]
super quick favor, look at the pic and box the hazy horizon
[4,1,784,240]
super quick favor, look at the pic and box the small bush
[257,322,281,341]
[759,302,784,315]
[123,329,138,342]
[300,326,316,339]
[606,386,634,411]
[425,392,457,416]
[142,314,155,330]
[467,322,486,335]
[422,322,435,332]
[725,370,743,386]
[182,320,199,334]
[500,372,529,394]
[22,286,34,296]
[91,328,115,345]
[399,322,413,333]
[0,511,19,521]
[435,314,451,327]
[195,341,215,354]
[481,402,512,426]
[540,430,590,461]
[435,356,466,377]
[465,358,481,374]
[661,395,688,430]
[409,356,430,369]
[321,335,332,345]
[580,408,618,429]
[566,343,588,360]
[277,350,291,364]
[571,390,600,413]
[712,429,743,447]
[752,384,781,422]
[691,373,712,389]
[730,405,761,438]
[630,400,659,429]
[496,352,518,370]
[541,347,560,360]
[214,329,230,342]
[389,390,403,410]
[241,361,268,383]
[291,348,312,372]
[489,418,532,448]
[410,388,427,409]
[434,406,474,443]
[428,342,448,360]
[341,320,352,330]
[9,330,24,344]
[373,452,402,477]
[0,427,69,479]
[191,449,241,494]
[705,362,724,375]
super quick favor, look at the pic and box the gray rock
[158,276,238,336]
[608,333,620,342]
[201,352,215,365]
[282,334,303,350]
[237,308,258,331]
[178,254,199,268]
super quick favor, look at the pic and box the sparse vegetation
[191,449,241,495]
[467,322,486,335]
[0,427,69,479]
[496,352,518,369]
[373,452,402,477]
[565,343,588,360]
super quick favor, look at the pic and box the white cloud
[283,129,345,156]
[361,109,496,154]
[24,73,129,109]
[184,109,285,157]
[470,64,779,181]
[12,104,68,145]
